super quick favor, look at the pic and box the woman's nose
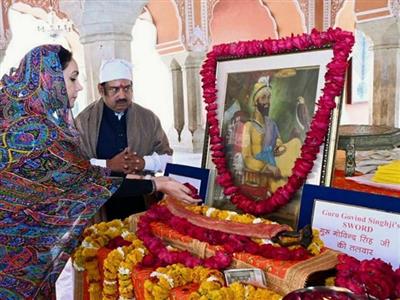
[77,80,83,91]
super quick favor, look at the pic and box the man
[241,76,301,193]
[75,58,173,219]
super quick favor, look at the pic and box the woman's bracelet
[149,179,157,195]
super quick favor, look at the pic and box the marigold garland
[200,28,354,215]
[144,263,282,300]
[190,281,282,300]
[102,233,147,300]
[144,263,223,300]
[186,204,282,226]
[72,219,128,300]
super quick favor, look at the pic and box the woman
[0,45,198,299]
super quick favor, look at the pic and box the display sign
[299,184,400,268]
[312,200,399,267]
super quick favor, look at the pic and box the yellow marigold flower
[88,282,101,293]
[159,277,173,289]
[325,276,336,286]
[143,280,153,290]
[188,292,201,300]
[119,285,133,294]
[306,229,324,256]
[219,287,235,299]
[103,263,118,274]
[103,270,118,280]
[216,211,230,220]
[84,259,98,270]
[96,222,108,232]
[151,285,169,299]
[198,281,221,294]
[81,247,98,257]
[102,284,118,295]
[132,239,143,247]
[189,205,203,214]
[180,268,193,282]
[230,282,245,300]
[207,290,224,300]
[118,277,131,286]
[122,231,136,241]
[87,271,101,282]
[119,261,132,270]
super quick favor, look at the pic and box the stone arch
[209,0,277,46]
[0,0,70,63]
[1,2,85,113]
[262,0,306,36]
[147,0,184,54]
[334,0,356,31]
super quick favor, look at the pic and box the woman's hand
[153,177,201,205]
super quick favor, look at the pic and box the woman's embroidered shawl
[0,45,121,299]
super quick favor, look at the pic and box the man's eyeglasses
[104,84,133,96]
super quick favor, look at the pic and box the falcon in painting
[296,96,311,133]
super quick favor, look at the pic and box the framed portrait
[203,49,342,227]
[164,163,210,203]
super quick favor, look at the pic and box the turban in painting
[0,45,121,299]
[250,76,272,106]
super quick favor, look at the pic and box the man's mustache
[116,99,128,104]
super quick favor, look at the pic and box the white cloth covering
[56,258,74,300]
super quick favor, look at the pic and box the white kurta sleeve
[90,158,107,168]
[143,153,172,173]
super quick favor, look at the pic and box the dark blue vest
[96,105,128,159]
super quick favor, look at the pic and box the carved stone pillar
[0,2,11,65]
[170,59,184,142]
[358,17,400,127]
[184,51,206,152]
[0,36,9,65]
[62,0,147,105]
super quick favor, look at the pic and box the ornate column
[62,0,147,105]
[159,0,209,153]
[184,51,205,152]
[0,1,11,64]
[358,16,400,127]
[170,59,185,142]
[179,0,209,153]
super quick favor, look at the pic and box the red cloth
[131,267,154,300]
[332,169,400,197]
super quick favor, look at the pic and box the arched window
[130,13,173,135]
